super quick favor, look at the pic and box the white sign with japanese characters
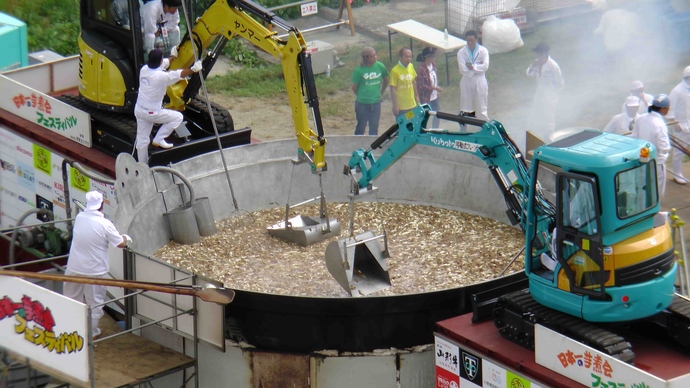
[301,2,318,16]
[0,75,91,147]
[535,324,673,388]
[435,335,460,375]
[0,276,89,385]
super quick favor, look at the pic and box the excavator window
[561,178,597,236]
[111,0,131,30]
[614,163,658,219]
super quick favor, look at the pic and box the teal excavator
[327,105,690,362]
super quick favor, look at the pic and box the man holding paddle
[64,191,131,339]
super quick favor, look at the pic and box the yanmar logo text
[430,137,481,152]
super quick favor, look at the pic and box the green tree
[0,0,80,56]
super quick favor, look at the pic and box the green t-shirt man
[352,61,389,104]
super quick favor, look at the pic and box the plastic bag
[481,15,524,54]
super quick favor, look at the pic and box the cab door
[554,173,607,300]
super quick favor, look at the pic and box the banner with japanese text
[0,74,91,147]
[0,125,116,230]
[435,333,546,388]
[0,276,89,385]
[535,324,669,388]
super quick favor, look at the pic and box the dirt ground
[207,1,690,149]
[206,1,447,141]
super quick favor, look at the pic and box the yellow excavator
[67,0,326,168]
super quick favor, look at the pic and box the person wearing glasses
[351,47,389,135]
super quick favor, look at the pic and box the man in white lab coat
[526,43,564,137]
[668,66,690,185]
[456,30,489,120]
[604,96,640,134]
[134,48,202,164]
[632,94,672,199]
[142,0,181,52]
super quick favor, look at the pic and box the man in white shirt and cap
[456,30,490,120]
[134,48,202,164]
[667,66,690,185]
[526,43,565,138]
[627,80,654,116]
[141,0,181,51]
[632,94,672,199]
[64,191,131,338]
[604,96,640,134]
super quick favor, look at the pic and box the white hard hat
[684,66,690,78]
[630,80,644,91]
[625,95,640,107]
[85,191,104,211]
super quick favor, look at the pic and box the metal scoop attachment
[325,230,391,297]
[324,185,391,296]
[267,195,340,246]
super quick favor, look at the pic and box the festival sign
[0,74,91,147]
[0,276,89,385]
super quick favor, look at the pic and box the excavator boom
[167,0,326,171]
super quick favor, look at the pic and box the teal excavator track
[494,290,690,364]
[493,289,635,363]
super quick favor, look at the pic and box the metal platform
[5,314,194,388]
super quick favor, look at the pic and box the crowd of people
[350,30,564,139]
[602,67,690,200]
[131,8,688,199]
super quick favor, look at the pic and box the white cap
[684,66,690,78]
[625,95,640,107]
[85,191,103,211]
[630,80,644,91]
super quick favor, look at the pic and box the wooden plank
[92,315,194,388]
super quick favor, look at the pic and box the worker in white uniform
[604,96,640,134]
[134,48,202,164]
[142,0,181,52]
[526,43,564,138]
[456,30,489,120]
[667,66,690,185]
[64,191,131,338]
[625,80,654,116]
[631,94,672,199]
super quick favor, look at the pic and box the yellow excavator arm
[167,0,326,172]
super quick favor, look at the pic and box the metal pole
[193,275,199,388]
[88,306,95,388]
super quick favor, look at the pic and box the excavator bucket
[267,195,340,246]
[325,230,391,297]
[267,214,340,246]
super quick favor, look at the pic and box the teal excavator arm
[344,105,554,231]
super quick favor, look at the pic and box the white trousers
[134,105,183,164]
[63,270,108,337]
[671,124,690,177]
[658,163,667,200]
[459,75,489,121]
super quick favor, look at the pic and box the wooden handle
[0,269,234,305]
